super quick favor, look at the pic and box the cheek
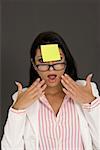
[37,69,65,80]
[37,71,47,80]
[57,70,65,77]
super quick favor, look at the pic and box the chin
[46,80,60,88]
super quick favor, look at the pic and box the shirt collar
[39,94,70,106]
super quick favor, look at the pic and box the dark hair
[29,31,78,86]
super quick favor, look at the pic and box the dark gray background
[1,0,100,139]
[0,1,2,141]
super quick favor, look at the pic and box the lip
[47,74,57,83]
[47,74,57,77]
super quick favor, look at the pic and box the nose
[49,65,54,71]
[48,61,56,71]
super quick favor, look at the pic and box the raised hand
[61,73,95,104]
[12,78,47,110]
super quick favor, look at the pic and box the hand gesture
[61,74,95,104]
[13,78,47,110]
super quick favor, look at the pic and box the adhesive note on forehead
[41,44,61,62]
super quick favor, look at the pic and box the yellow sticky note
[41,44,61,62]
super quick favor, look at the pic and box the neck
[45,84,63,96]
[45,84,65,115]
[45,84,65,104]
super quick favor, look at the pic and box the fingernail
[61,79,63,82]
[37,78,40,81]
[64,73,67,76]
[62,88,65,91]
[42,91,45,94]
[89,73,93,77]
[15,81,19,85]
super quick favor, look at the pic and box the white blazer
[1,80,100,150]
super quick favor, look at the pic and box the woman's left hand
[61,73,96,104]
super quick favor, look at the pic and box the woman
[1,31,100,150]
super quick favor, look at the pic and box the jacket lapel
[74,102,93,150]
[26,100,39,136]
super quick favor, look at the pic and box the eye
[38,58,43,63]
[60,56,63,60]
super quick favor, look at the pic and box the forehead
[35,48,64,57]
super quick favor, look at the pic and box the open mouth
[47,74,57,82]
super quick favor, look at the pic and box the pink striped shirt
[38,95,84,150]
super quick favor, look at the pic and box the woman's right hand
[12,78,47,110]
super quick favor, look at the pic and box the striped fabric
[38,95,84,150]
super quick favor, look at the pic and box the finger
[15,81,23,95]
[36,80,45,89]
[29,82,46,96]
[29,80,45,93]
[41,91,45,96]
[64,74,76,84]
[61,74,77,92]
[61,79,74,94]
[31,78,40,87]
[32,90,39,98]
[41,84,47,92]
[32,93,44,102]
[62,88,72,99]
[61,74,77,89]
[35,84,47,95]
[29,91,40,102]
[86,73,93,87]
[28,78,40,91]
[31,89,44,99]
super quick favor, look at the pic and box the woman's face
[34,48,66,87]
